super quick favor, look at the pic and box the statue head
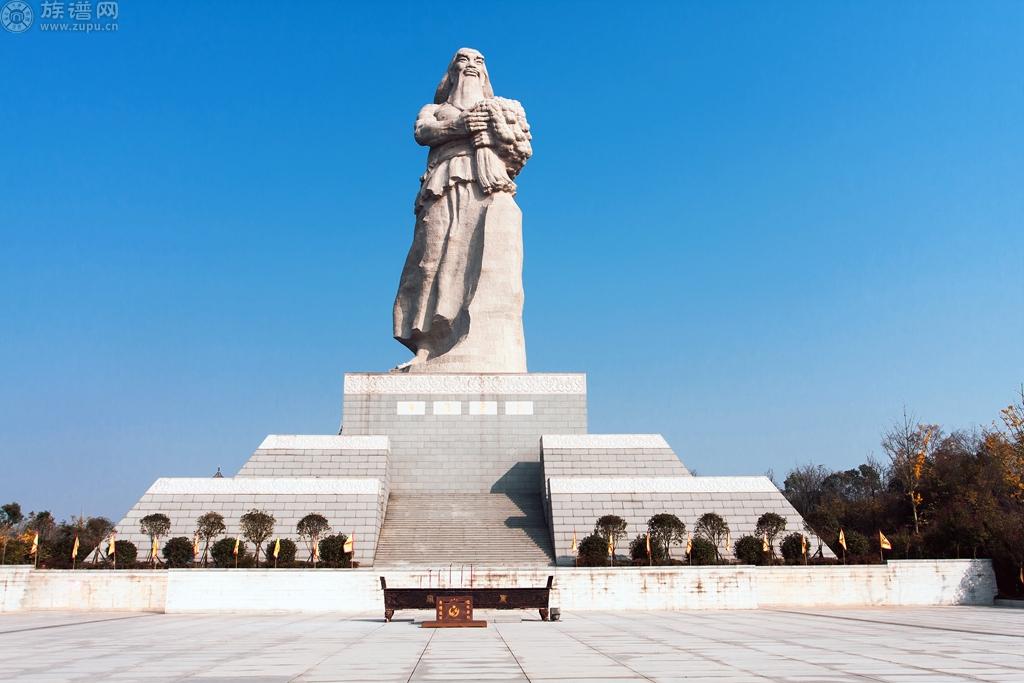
[434,48,493,104]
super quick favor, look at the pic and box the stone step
[374,492,554,567]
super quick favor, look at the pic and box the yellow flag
[838,529,847,550]
[879,531,892,551]
[685,534,692,555]
[273,538,281,559]
[569,530,578,553]
[192,534,200,559]
[646,533,652,557]
[607,538,613,557]
[72,535,80,560]
[800,534,808,556]
[232,538,240,556]
[29,532,39,556]
[108,533,116,556]
[762,535,769,552]
[151,537,159,561]
[726,529,732,549]
[343,533,354,554]
[1019,565,1023,586]
[313,541,320,561]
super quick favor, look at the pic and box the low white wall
[0,560,996,613]
[2,568,167,612]
[755,560,995,607]
[0,566,32,612]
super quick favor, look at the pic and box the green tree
[755,512,787,561]
[139,513,172,565]
[594,515,627,561]
[694,513,730,563]
[0,502,24,565]
[239,510,276,565]
[195,512,226,567]
[646,513,686,564]
[296,513,331,564]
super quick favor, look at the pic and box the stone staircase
[373,492,555,566]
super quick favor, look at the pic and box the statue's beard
[450,72,485,108]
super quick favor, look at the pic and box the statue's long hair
[434,48,493,104]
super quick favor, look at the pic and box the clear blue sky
[2,2,1022,522]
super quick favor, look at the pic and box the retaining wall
[0,560,996,613]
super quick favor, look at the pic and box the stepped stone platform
[114,372,831,567]
[373,492,553,566]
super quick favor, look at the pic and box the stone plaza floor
[1,607,1021,682]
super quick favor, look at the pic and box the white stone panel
[548,475,779,494]
[542,434,670,450]
[468,400,498,415]
[504,400,534,415]
[146,477,382,496]
[343,373,586,395]
[256,435,389,451]
[432,400,462,415]
[396,401,426,416]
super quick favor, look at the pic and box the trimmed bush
[318,534,352,568]
[163,537,194,568]
[841,529,870,558]
[113,540,137,566]
[576,533,610,567]
[268,538,297,565]
[689,537,718,565]
[733,535,766,565]
[780,533,806,563]
[211,537,247,568]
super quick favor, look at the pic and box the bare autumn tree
[882,410,937,535]
[991,386,1024,499]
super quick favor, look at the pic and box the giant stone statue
[393,48,532,373]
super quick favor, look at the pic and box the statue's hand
[464,110,490,133]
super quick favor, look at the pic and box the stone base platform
[113,372,835,567]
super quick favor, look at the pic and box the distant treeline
[781,388,1024,596]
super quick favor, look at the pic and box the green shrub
[689,537,718,565]
[268,538,297,565]
[113,540,137,566]
[0,537,30,564]
[211,537,247,568]
[163,537,194,568]
[576,533,610,567]
[841,530,870,558]
[733,535,766,565]
[318,534,352,568]
[780,533,806,563]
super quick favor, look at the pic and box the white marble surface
[542,433,671,450]
[146,477,383,495]
[548,475,779,494]
[256,434,390,451]
[0,606,1020,682]
[344,372,587,395]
